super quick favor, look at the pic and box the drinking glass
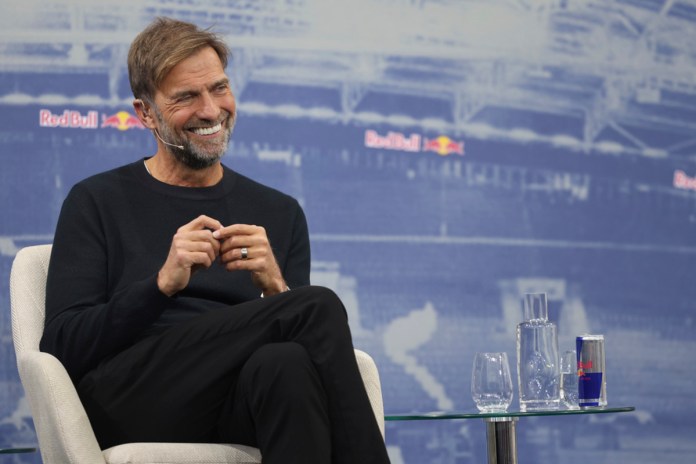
[471,352,514,412]
[560,349,579,409]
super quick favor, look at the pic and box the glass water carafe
[516,292,560,411]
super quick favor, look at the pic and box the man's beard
[154,108,235,170]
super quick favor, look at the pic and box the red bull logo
[578,360,593,369]
[39,109,98,129]
[365,130,421,152]
[39,109,145,131]
[101,111,145,131]
[674,170,696,191]
[422,135,465,156]
[364,129,464,157]
[577,360,593,376]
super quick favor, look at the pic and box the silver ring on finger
[240,247,249,259]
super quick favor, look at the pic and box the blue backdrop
[2,1,696,462]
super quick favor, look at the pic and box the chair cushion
[102,442,261,464]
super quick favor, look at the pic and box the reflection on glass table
[0,447,36,454]
[386,406,635,464]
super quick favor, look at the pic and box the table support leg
[485,417,518,464]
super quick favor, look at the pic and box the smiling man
[40,17,390,464]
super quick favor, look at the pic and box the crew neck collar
[131,158,235,200]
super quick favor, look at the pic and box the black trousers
[77,286,390,464]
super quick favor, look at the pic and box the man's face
[151,46,236,169]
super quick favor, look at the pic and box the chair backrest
[9,244,110,464]
[10,244,52,356]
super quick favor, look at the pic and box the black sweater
[40,159,310,381]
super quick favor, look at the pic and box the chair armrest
[18,351,106,464]
[354,349,385,438]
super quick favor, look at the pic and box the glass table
[386,406,635,464]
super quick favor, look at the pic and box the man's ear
[133,99,156,129]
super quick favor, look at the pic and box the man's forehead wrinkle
[162,75,229,101]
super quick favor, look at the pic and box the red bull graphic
[39,109,98,129]
[674,170,696,191]
[364,130,421,152]
[422,135,465,156]
[101,111,145,131]
[364,129,464,157]
[577,360,593,377]
[38,109,145,131]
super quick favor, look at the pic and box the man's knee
[291,285,348,325]
[243,342,312,382]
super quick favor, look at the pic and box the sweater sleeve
[282,202,311,289]
[40,183,170,381]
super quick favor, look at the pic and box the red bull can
[576,334,606,408]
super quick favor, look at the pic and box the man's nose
[196,92,220,120]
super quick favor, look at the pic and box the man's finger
[181,214,224,233]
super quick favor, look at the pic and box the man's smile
[189,122,223,136]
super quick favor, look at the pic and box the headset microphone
[154,129,184,150]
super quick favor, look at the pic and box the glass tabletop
[386,406,635,421]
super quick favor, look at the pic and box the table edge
[385,406,636,421]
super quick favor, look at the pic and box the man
[40,17,390,464]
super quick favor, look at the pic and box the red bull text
[364,130,421,152]
[576,334,607,408]
[39,109,99,129]
[674,170,696,192]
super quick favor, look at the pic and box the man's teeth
[191,123,222,135]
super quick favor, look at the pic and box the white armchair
[10,244,385,464]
